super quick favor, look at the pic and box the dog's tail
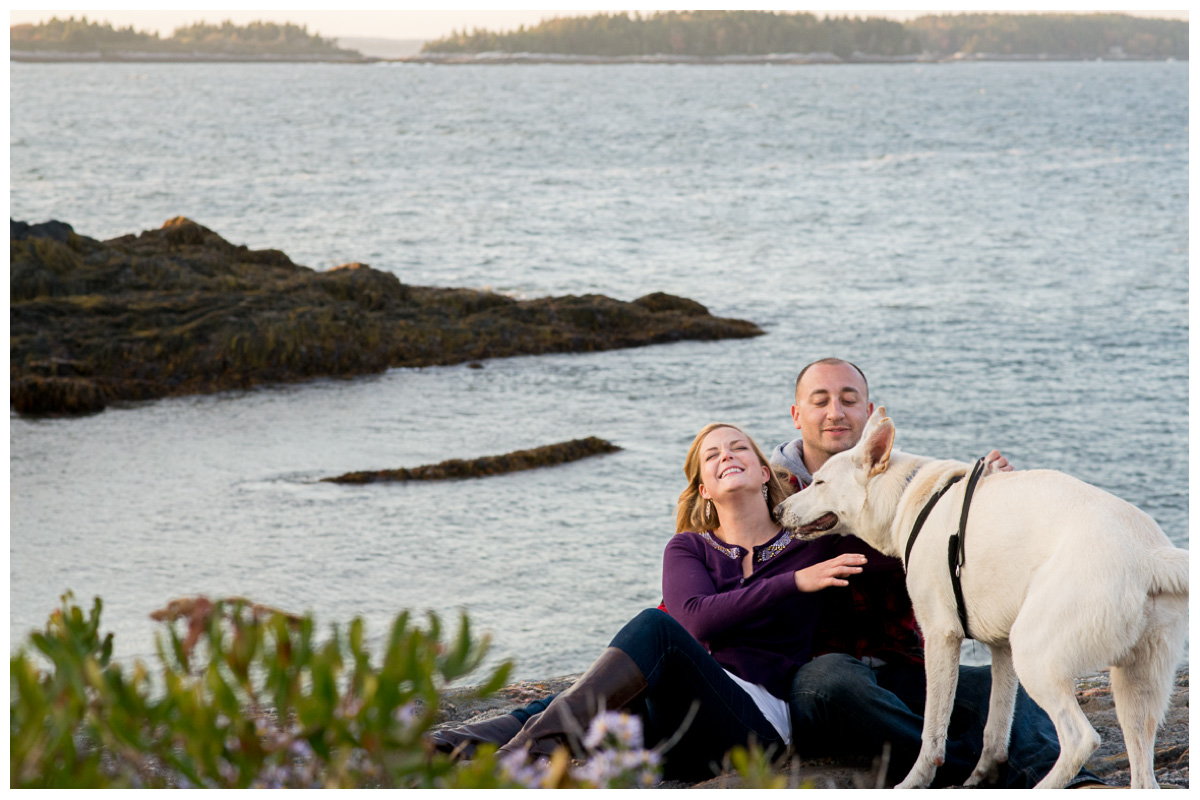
[1147,547,1189,596]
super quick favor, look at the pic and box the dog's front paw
[964,762,999,787]
[895,762,936,789]
[965,748,1007,786]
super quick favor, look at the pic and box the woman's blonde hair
[675,423,790,534]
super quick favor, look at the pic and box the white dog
[776,408,1188,789]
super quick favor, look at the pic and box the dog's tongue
[800,513,838,534]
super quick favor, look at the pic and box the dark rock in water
[10,218,764,415]
[323,437,621,483]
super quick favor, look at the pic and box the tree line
[421,11,1187,59]
[907,13,1186,58]
[10,17,356,55]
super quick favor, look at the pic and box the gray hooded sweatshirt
[770,437,813,489]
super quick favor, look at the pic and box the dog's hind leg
[1112,663,1160,790]
[1011,653,1098,789]
[964,643,1017,787]
[896,632,962,789]
[1111,594,1188,789]
[1009,572,1111,788]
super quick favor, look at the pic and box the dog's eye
[812,479,824,486]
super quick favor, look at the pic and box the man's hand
[982,449,1013,475]
[794,553,867,592]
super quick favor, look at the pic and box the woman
[473,422,891,780]
[437,424,1101,787]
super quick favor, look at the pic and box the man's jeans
[788,653,1100,788]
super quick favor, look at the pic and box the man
[774,357,1099,788]
[772,358,929,676]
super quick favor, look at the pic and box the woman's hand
[794,553,868,592]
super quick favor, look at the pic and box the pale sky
[7,6,1190,41]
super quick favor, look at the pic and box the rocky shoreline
[10,50,378,63]
[434,668,1189,788]
[10,218,762,416]
[394,52,1180,66]
[12,50,1181,65]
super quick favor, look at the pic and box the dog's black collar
[902,458,987,640]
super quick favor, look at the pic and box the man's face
[791,362,874,470]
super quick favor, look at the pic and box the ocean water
[9,61,1188,677]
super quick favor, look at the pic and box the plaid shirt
[784,473,925,667]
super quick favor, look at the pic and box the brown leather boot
[428,712,529,760]
[497,648,647,760]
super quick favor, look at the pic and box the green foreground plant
[12,593,803,788]
[11,593,528,787]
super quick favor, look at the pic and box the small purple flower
[570,750,616,786]
[393,700,422,732]
[498,749,549,789]
[288,738,314,760]
[583,710,644,752]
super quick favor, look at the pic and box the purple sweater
[662,528,893,698]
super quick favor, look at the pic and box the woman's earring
[705,500,713,521]
[763,484,769,502]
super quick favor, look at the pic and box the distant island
[418,11,1187,62]
[11,11,1187,65]
[10,16,374,62]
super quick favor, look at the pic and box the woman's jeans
[604,608,785,781]
[788,653,1101,788]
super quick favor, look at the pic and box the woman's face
[698,426,769,502]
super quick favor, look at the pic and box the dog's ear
[862,412,895,477]
[862,406,888,436]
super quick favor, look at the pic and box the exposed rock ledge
[10,218,763,415]
[324,437,620,483]
[435,668,1189,788]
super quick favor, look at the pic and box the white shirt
[724,669,791,745]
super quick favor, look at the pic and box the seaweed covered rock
[324,437,621,483]
[10,219,764,415]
